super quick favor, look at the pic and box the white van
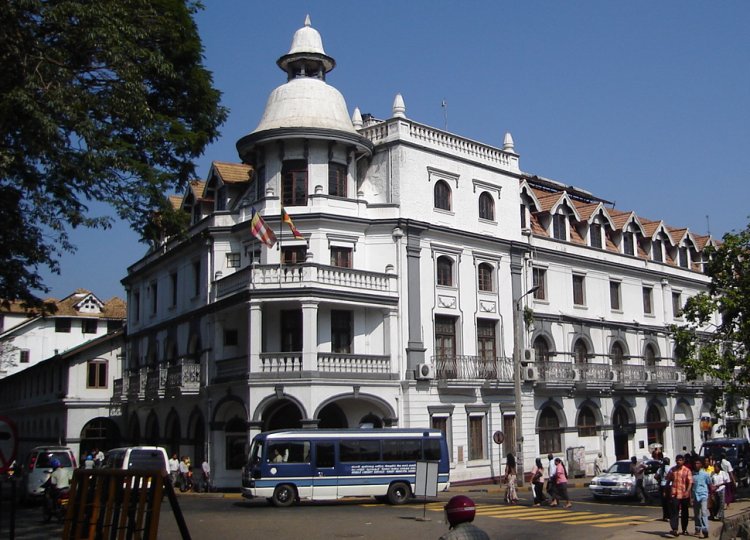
[102,446,169,474]
[19,446,77,501]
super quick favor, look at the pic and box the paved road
[1,487,662,539]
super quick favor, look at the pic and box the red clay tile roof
[189,180,206,199]
[530,214,548,237]
[668,227,688,245]
[168,195,182,210]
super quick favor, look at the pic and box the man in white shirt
[168,454,180,486]
[547,453,557,502]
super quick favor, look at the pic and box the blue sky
[40,1,750,301]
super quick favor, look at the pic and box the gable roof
[211,161,253,184]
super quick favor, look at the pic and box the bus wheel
[271,484,296,507]
[387,482,410,505]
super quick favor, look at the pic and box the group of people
[525,453,573,508]
[655,451,737,538]
[168,453,212,493]
[81,448,105,469]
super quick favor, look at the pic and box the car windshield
[606,462,632,475]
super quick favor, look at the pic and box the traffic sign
[0,416,19,473]
[493,431,504,445]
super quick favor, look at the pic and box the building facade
[0,290,125,461]
[118,17,726,488]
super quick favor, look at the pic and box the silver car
[588,459,661,500]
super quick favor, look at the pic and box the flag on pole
[281,207,305,240]
[250,207,277,248]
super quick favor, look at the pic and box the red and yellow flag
[250,207,277,248]
[281,207,305,240]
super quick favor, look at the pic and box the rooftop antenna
[441,99,447,130]
[706,215,711,235]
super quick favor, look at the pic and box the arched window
[477,263,493,292]
[610,342,625,365]
[533,336,551,363]
[646,404,666,448]
[573,339,588,364]
[538,407,562,454]
[478,192,494,221]
[577,406,597,437]
[436,256,454,287]
[644,344,656,367]
[434,180,451,211]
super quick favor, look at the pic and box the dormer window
[678,246,689,268]
[589,224,602,249]
[520,204,527,229]
[652,240,663,262]
[623,233,635,256]
[552,213,567,241]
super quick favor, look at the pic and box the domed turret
[237,15,371,159]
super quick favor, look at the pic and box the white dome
[287,17,326,56]
[252,78,356,134]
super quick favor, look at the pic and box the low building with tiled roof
[0,290,125,379]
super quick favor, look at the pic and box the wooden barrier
[62,468,190,540]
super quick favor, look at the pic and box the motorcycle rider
[440,495,490,540]
[42,458,71,520]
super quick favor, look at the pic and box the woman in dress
[504,453,518,504]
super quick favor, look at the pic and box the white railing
[215,264,397,299]
[166,363,200,394]
[317,353,391,374]
[408,122,517,169]
[259,353,302,373]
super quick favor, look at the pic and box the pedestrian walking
[504,453,518,504]
[666,454,693,537]
[710,465,729,521]
[593,452,603,476]
[530,457,546,506]
[546,453,558,504]
[552,457,572,509]
[168,453,180,486]
[630,456,649,504]
[692,457,711,538]
[201,459,212,493]
[719,453,736,508]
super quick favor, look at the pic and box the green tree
[0,0,227,308]
[672,221,750,407]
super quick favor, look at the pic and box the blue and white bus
[241,428,450,507]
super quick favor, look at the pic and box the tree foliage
[672,221,750,407]
[0,0,227,308]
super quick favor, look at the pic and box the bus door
[312,441,337,499]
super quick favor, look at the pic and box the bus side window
[315,442,335,468]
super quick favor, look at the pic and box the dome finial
[304,14,311,27]
[352,107,363,129]
[392,93,406,118]
[503,132,516,153]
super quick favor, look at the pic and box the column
[248,300,263,373]
[301,300,319,371]
[405,226,426,370]
[384,307,399,374]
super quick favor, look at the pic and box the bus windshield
[249,440,263,465]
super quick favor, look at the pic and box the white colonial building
[0,290,126,461]
[117,17,726,488]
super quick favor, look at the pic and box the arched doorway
[318,403,348,428]
[612,405,634,460]
[190,412,206,465]
[646,403,666,449]
[224,416,247,471]
[80,418,120,455]
[262,399,303,431]
[538,406,563,455]
[128,414,141,446]
[145,411,160,446]
[165,410,181,458]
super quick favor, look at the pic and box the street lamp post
[513,284,540,486]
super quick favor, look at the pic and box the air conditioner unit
[609,369,620,383]
[523,365,539,382]
[416,363,435,380]
[522,348,535,364]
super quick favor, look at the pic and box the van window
[35,452,73,468]
[268,441,310,464]
[340,440,380,462]
[382,439,421,462]
[315,442,335,468]
[424,439,441,461]
[128,450,166,471]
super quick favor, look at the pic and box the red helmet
[444,495,476,527]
